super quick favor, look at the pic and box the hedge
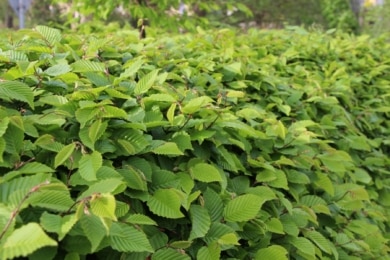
[0,25,389,259]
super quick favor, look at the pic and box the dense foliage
[0,26,389,259]
[2,0,363,33]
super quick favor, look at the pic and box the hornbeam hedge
[0,25,389,259]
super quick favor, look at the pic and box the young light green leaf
[120,58,144,79]
[71,60,105,72]
[88,119,108,147]
[79,151,102,181]
[255,245,288,260]
[224,62,242,75]
[0,117,10,137]
[190,163,222,183]
[124,214,157,226]
[134,69,159,95]
[90,193,117,221]
[266,218,285,234]
[182,96,213,114]
[78,178,126,199]
[36,25,62,45]
[44,64,72,76]
[217,233,240,245]
[147,189,185,219]
[318,150,353,173]
[1,223,57,259]
[0,138,5,163]
[267,170,288,190]
[167,103,177,125]
[54,143,76,168]
[152,142,184,156]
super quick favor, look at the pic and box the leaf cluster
[0,25,389,259]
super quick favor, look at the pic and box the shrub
[0,26,389,259]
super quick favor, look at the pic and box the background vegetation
[1,0,389,36]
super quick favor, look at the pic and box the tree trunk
[6,5,14,28]
[349,0,363,22]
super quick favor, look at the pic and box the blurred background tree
[361,0,390,36]
[0,0,388,36]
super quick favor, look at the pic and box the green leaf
[169,241,192,249]
[78,178,125,199]
[147,189,185,219]
[196,242,221,260]
[203,188,224,222]
[0,138,5,163]
[120,58,144,79]
[18,162,55,174]
[224,62,242,75]
[80,215,107,252]
[314,172,334,196]
[40,212,78,241]
[26,113,66,126]
[152,248,190,260]
[304,230,332,254]
[0,81,34,109]
[189,205,211,240]
[119,166,148,191]
[255,245,288,260]
[54,143,76,168]
[223,194,265,222]
[134,69,159,95]
[289,236,316,258]
[266,218,285,234]
[318,150,353,173]
[124,214,157,225]
[152,142,184,156]
[167,103,177,125]
[35,134,64,152]
[71,60,105,72]
[267,170,288,190]
[0,117,10,137]
[79,151,102,181]
[101,105,128,119]
[110,222,154,252]
[182,96,213,114]
[1,223,57,259]
[88,119,108,148]
[217,233,240,245]
[144,94,176,103]
[90,193,117,220]
[29,189,74,212]
[44,64,72,76]
[171,132,193,152]
[190,163,222,183]
[36,25,62,45]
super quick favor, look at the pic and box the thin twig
[0,181,50,241]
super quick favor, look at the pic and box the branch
[0,181,50,241]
